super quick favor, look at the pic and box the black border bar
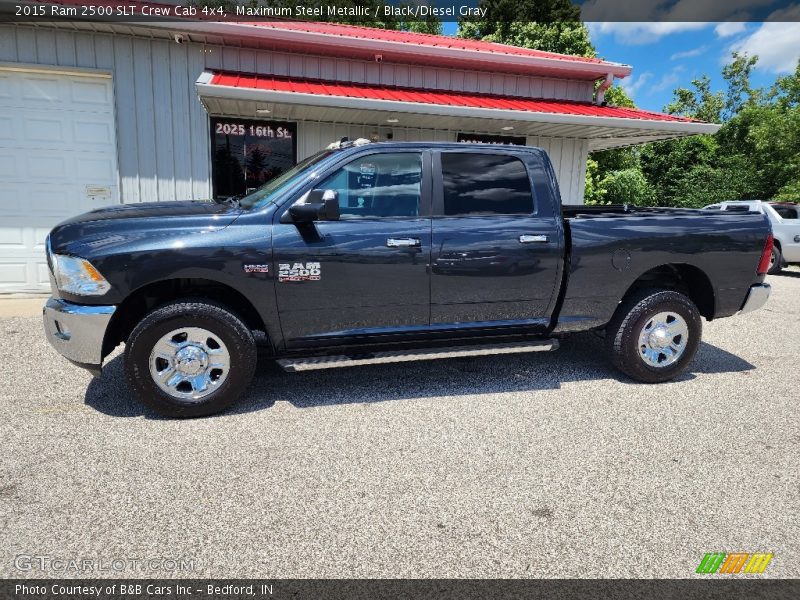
[3,579,800,600]
[2,0,800,24]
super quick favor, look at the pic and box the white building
[0,6,718,292]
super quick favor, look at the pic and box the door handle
[519,234,549,244]
[387,237,421,248]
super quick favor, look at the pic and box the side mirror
[286,190,340,223]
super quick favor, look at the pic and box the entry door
[272,151,432,347]
[430,151,562,328]
[0,67,119,292]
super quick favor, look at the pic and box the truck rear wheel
[767,245,782,274]
[124,300,257,417]
[606,289,701,383]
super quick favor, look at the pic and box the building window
[457,132,527,146]
[210,118,296,200]
[441,153,534,216]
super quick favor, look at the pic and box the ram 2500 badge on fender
[43,141,774,417]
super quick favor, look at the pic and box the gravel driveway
[1,271,798,578]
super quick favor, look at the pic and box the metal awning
[196,70,720,151]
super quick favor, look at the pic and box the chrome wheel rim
[770,249,777,268]
[148,327,230,401]
[637,311,689,368]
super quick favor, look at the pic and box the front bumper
[739,283,771,315]
[43,298,116,374]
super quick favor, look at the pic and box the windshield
[238,150,335,210]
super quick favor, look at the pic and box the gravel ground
[0,271,798,579]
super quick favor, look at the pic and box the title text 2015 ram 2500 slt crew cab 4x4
[43,141,774,417]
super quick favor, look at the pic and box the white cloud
[651,66,686,93]
[671,45,708,60]
[620,66,686,99]
[714,22,747,38]
[588,21,710,45]
[728,5,800,73]
[620,72,653,98]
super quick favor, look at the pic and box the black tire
[124,300,257,418]
[767,245,783,275]
[606,289,702,383]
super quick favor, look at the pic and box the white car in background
[703,201,800,274]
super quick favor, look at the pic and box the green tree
[584,158,607,205]
[640,135,720,206]
[775,180,800,201]
[664,75,724,124]
[603,85,635,108]
[600,168,655,206]
[591,86,638,171]
[637,54,800,207]
[398,2,443,34]
[457,0,595,58]
[722,52,759,119]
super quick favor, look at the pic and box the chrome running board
[276,339,559,372]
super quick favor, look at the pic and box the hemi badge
[243,264,269,274]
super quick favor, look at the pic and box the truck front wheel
[124,300,257,417]
[606,289,702,383]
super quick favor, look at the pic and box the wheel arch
[618,263,715,320]
[101,277,271,358]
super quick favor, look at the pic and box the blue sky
[442,20,800,113]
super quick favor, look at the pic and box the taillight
[757,233,774,275]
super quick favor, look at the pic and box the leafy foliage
[638,56,800,207]
[601,168,656,206]
[603,85,635,109]
[584,158,607,205]
[457,0,595,58]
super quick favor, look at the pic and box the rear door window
[440,153,534,216]
[773,206,798,219]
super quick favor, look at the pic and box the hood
[56,200,238,226]
[48,200,243,257]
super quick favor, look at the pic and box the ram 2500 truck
[43,141,773,417]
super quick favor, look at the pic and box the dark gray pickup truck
[43,141,773,417]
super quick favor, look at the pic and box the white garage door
[0,67,119,293]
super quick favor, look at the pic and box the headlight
[52,254,111,296]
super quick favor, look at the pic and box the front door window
[313,152,423,219]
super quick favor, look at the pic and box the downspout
[595,73,614,105]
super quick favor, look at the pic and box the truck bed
[554,205,770,333]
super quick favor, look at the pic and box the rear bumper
[43,298,116,374]
[739,283,771,315]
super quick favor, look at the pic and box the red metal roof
[208,72,695,123]
[246,21,608,66]
[37,2,630,78]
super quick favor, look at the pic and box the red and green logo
[696,552,773,574]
